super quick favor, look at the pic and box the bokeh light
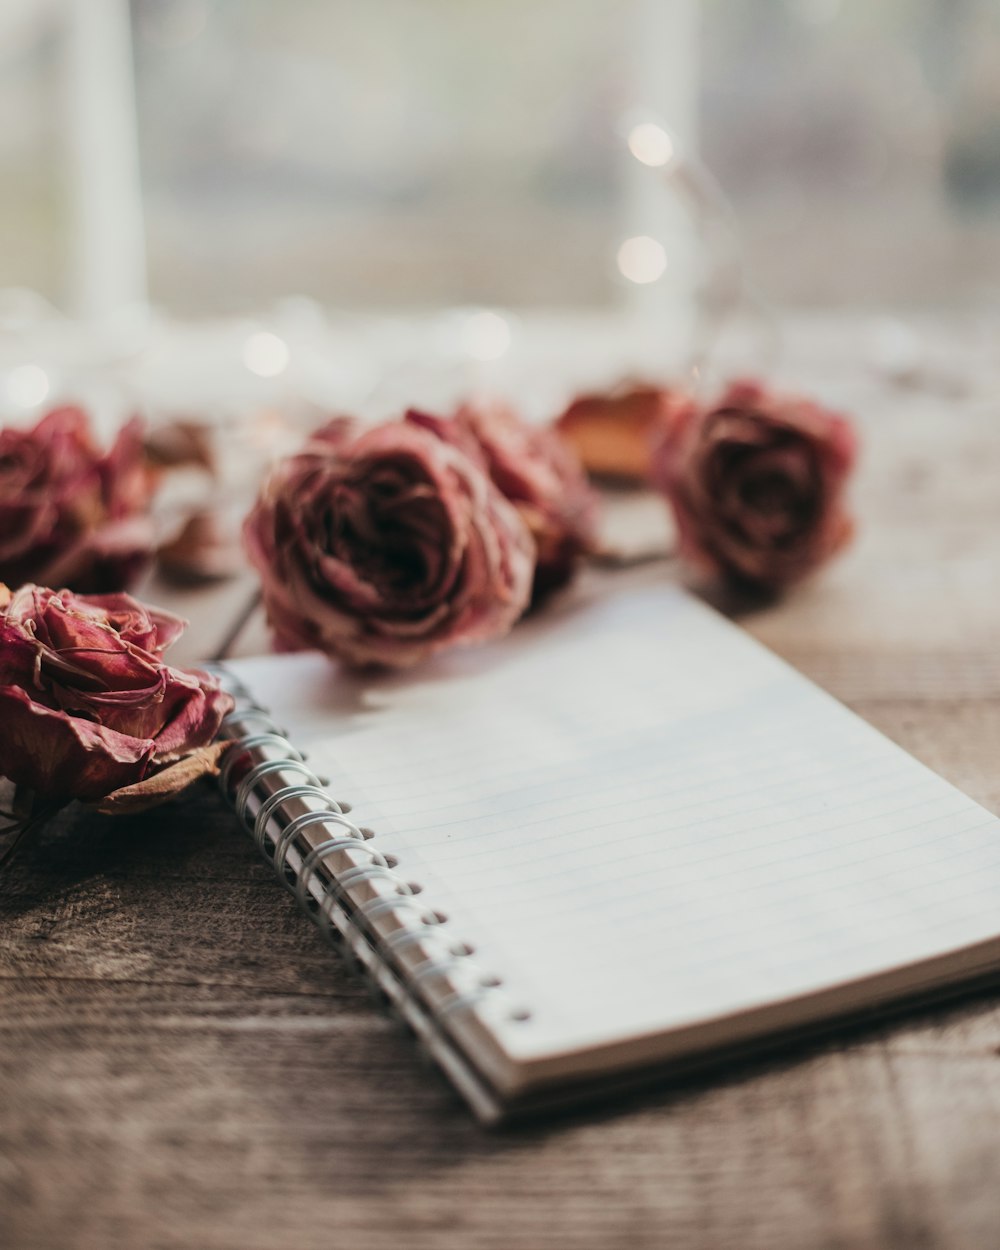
[616,236,668,285]
[4,363,51,408]
[242,331,290,378]
[627,122,675,168]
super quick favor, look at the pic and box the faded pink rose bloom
[0,584,233,804]
[406,403,600,602]
[243,417,536,668]
[0,407,155,594]
[653,380,858,590]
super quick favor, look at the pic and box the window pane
[133,0,630,314]
[701,0,1000,306]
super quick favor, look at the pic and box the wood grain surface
[3,320,1000,1250]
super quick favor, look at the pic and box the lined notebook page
[230,579,1000,1064]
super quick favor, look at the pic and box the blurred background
[3,0,999,315]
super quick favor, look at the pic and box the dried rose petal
[555,385,687,485]
[407,402,600,602]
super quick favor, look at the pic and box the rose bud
[0,584,233,809]
[407,403,600,602]
[652,379,858,591]
[555,385,686,486]
[243,417,535,668]
[0,407,156,594]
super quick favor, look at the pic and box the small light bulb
[627,122,675,168]
[617,236,668,285]
[242,331,290,378]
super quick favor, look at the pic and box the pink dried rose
[407,403,600,601]
[0,407,155,594]
[0,584,233,811]
[652,379,858,590]
[243,416,536,668]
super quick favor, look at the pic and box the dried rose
[0,584,233,808]
[407,403,600,601]
[243,417,535,668]
[0,407,155,594]
[653,379,857,590]
[555,385,686,486]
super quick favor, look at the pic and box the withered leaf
[89,739,234,816]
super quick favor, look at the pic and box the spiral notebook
[215,577,1000,1123]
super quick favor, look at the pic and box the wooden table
[3,318,1000,1249]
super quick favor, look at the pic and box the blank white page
[229,576,1000,1072]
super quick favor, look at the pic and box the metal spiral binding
[205,664,516,1122]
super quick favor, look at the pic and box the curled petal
[407,402,599,603]
[68,592,187,653]
[148,667,233,760]
[0,683,155,801]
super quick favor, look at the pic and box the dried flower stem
[0,798,68,871]
[211,587,262,662]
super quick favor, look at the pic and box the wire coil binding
[209,665,517,1041]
